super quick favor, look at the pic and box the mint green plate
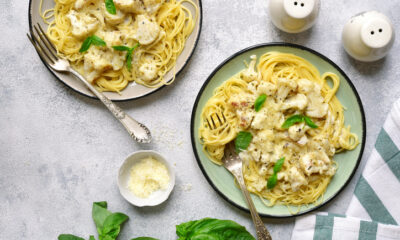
[190,43,366,218]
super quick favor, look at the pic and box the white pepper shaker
[342,11,395,62]
[269,0,320,33]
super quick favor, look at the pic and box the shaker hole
[371,31,374,35]
[294,1,298,5]
[301,3,304,7]
[379,28,383,32]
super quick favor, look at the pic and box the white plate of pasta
[190,43,366,217]
[29,0,202,100]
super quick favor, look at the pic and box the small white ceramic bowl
[118,150,175,207]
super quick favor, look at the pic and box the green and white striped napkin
[292,99,400,240]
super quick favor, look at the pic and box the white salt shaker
[342,11,395,62]
[269,0,320,33]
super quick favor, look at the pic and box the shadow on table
[340,48,387,78]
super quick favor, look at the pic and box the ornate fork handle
[231,168,272,240]
[69,69,151,143]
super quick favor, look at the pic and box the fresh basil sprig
[281,114,318,129]
[234,131,253,153]
[267,157,285,189]
[58,234,85,240]
[58,201,255,240]
[79,35,106,53]
[105,0,116,15]
[176,218,255,240]
[254,94,267,112]
[112,43,140,71]
[58,201,128,240]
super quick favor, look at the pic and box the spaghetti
[199,52,358,206]
[40,0,197,92]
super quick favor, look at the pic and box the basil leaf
[90,35,106,47]
[58,234,85,240]
[112,45,131,51]
[79,37,92,52]
[273,157,285,173]
[105,0,116,15]
[304,115,318,129]
[126,51,133,71]
[281,114,304,129]
[89,236,95,240]
[234,131,253,152]
[254,94,267,112]
[80,36,106,52]
[130,238,159,240]
[101,212,128,236]
[103,212,128,229]
[267,173,278,189]
[101,226,120,240]
[92,202,112,234]
[176,218,255,240]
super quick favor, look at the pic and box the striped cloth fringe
[292,99,400,240]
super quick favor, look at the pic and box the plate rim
[28,0,203,102]
[190,42,367,218]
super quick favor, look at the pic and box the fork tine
[215,113,224,126]
[27,33,55,64]
[27,33,53,64]
[37,24,58,54]
[206,118,213,130]
[34,25,58,60]
[210,114,217,129]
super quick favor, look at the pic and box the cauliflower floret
[99,31,124,46]
[281,93,308,110]
[83,47,126,82]
[297,78,315,94]
[143,0,165,14]
[139,62,158,81]
[113,0,146,13]
[306,87,329,118]
[309,137,335,156]
[239,150,252,163]
[251,108,268,130]
[297,135,308,146]
[74,0,96,10]
[259,164,269,176]
[133,15,160,45]
[251,178,267,192]
[287,166,307,191]
[247,81,258,94]
[67,10,99,39]
[257,81,277,96]
[276,78,297,102]
[101,3,126,25]
[277,171,288,181]
[288,122,308,141]
[300,152,334,176]
[240,55,258,82]
[236,109,255,129]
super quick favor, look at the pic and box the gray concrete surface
[1,0,399,239]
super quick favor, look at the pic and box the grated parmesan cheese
[128,157,170,198]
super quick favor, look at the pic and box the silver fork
[207,113,272,240]
[27,24,151,143]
